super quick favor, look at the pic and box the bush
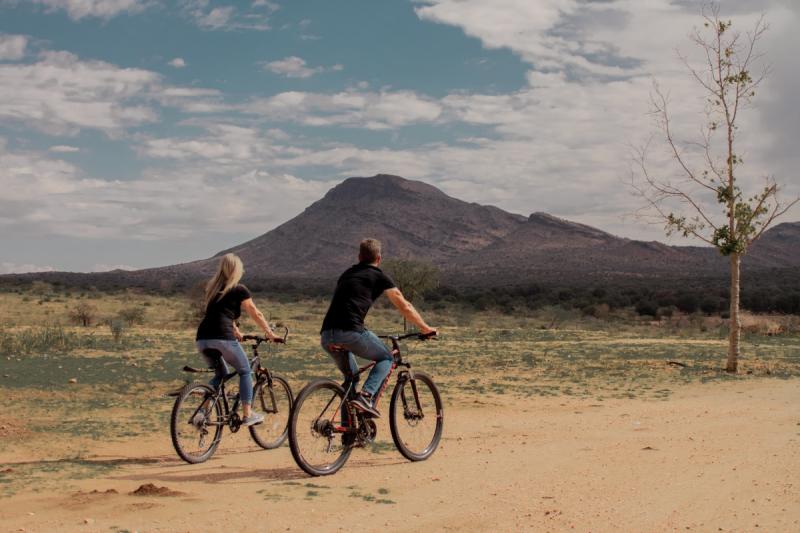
[635,300,659,318]
[109,319,127,343]
[69,302,97,327]
[699,297,721,315]
[118,307,146,325]
[676,293,699,314]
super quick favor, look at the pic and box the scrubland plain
[0,287,798,532]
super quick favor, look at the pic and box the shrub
[109,319,127,343]
[69,302,97,327]
[699,297,721,315]
[635,300,659,318]
[118,307,146,325]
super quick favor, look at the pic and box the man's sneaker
[350,392,380,418]
[241,412,265,427]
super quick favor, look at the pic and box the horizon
[2,0,799,274]
[4,172,800,275]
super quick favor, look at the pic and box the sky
[1,0,798,273]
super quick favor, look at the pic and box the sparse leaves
[631,3,799,373]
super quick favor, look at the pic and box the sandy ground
[1,378,798,532]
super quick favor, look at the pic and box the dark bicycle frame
[326,332,433,437]
[184,331,287,433]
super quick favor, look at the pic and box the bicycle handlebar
[242,325,289,344]
[378,331,437,342]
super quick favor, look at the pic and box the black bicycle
[170,329,293,464]
[288,331,443,476]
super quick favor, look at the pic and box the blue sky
[1,0,798,272]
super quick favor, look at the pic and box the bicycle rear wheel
[289,379,353,476]
[170,383,223,464]
[389,371,443,461]
[249,375,293,449]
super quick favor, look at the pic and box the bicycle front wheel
[170,383,223,464]
[249,375,293,449]
[289,379,353,476]
[389,371,443,461]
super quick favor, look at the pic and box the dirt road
[1,378,798,532]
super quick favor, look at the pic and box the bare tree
[632,4,798,373]
[69,302,97,327]
[383,259,440,331]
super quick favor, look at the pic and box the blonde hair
[204,253,244,310]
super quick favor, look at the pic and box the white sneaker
[242,412,265,427]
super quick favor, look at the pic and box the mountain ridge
[2,174,798,288]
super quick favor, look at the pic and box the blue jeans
[320,329,393,399]
[195,339,253,405]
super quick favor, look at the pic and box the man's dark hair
[359,238,382,264]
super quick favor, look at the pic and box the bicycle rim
[170,383,223,464]
[389,371,443,461]
[249,375,293,449]
[289,380,352,476]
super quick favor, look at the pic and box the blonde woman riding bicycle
[195,253,283,426]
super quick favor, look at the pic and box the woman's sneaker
[242,412,265,427]
[351,392,380,418]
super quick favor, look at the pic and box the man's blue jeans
[320,329,393,400]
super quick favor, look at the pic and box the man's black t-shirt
[196,284,251,341]
[320,263,396,333]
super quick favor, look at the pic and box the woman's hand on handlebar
[419,326,437,337]
[266,331,285,344]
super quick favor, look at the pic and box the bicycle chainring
[358,418,378,445]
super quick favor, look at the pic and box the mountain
[217,174,525,278]
[3,174,799,289]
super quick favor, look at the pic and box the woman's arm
[241,298,281,341]
[232,321,243,341]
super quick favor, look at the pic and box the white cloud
[0,47,233,134]
[168,57,186,68]
[0,34,28,61]
[91,263,134,271]
[408,0,800,239]
[31,0,148,20]
[0,50,160,134]
[181,0,272,31]
[0,138,330,242]
[156,86,230,113]
[246,90,442,129]
[263,56,321,78]
[49,145,81,152]
[0,262,55,274]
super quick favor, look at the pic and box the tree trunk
[726,253,741,373]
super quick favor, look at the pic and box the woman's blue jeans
[195,339,253,405]
[320,329,393,399]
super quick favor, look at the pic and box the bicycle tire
[288,379,353,476]
[389,371,443,461]
[249,375,293,449]
[170,382,224,464]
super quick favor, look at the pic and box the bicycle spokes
[289,380,353,476]
[389,372,443,461]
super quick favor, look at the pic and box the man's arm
[384,288,436,335]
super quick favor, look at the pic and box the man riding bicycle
[320,238,436,418]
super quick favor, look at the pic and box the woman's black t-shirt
[196,284,251,341]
